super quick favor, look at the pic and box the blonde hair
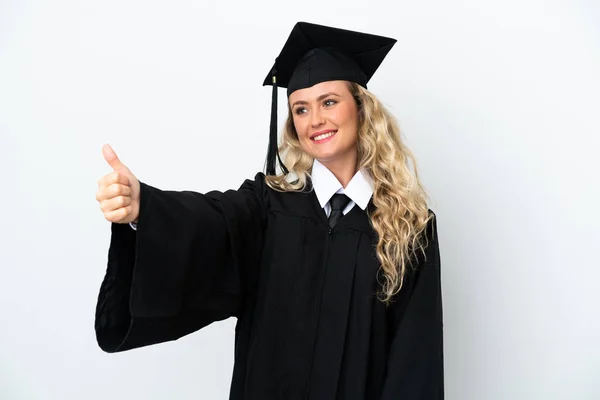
[265,82,434,304]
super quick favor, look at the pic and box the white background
[1,0,599,399]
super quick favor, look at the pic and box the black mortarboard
[262,22,397,175]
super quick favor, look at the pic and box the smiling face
[288,80,360,170]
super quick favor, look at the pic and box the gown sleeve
[94,172,267,353]
[380,211,444,399]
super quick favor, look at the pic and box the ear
[355,97,364,122]
[354,95,363,108]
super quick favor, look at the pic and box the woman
[95,22,443,399]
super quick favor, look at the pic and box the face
[288,80,359,168]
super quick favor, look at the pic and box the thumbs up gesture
[96,144,141,224]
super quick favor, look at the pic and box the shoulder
[237,172,266,190]
[425,208,439,240]
[237,172,303,208]
[235,172,269,203]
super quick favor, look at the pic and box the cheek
[336,106,359,137]
[293,118,309,140]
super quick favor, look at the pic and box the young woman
[95,22,443,399]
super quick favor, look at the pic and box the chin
[315,152,348,166]
[307,147,338,162]
[301,138,356,164]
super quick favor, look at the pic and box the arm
[94,173,267,353]
[380,212,444,399]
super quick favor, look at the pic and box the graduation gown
[95,172,444,399]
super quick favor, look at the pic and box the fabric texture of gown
[94,172,444,399]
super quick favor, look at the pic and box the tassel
[265,68,289,176]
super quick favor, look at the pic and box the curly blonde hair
[265,82,434,304]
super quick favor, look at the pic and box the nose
[310,107,325,128]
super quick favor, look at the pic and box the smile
[311,130,337,142]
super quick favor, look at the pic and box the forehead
[288,80,351,103]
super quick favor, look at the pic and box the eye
[323,99,337,107]
[295,107,307,115]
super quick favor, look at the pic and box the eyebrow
[291,92,340,108]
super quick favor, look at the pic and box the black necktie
[328,194,351,229]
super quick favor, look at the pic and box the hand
[96,144,141,224]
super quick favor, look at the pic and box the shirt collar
[311,159,374,210]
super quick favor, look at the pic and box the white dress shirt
[129,160,374,230]
[310,159,374,217]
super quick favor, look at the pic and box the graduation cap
[263,22,397,175]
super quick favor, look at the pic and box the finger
[96,183,131,202]
[97,171,131,189]
[102,144,128,172]
[100,195,132,213]
[104,205,133,223]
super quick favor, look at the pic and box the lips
[311,129,337,141]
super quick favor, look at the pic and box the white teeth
[313,131,336,141]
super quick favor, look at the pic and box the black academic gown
[95,172,444,399]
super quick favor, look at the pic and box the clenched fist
[96,144,141,224]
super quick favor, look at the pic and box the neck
[319,153,358,188]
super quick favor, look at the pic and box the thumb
[102,143,128,172]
